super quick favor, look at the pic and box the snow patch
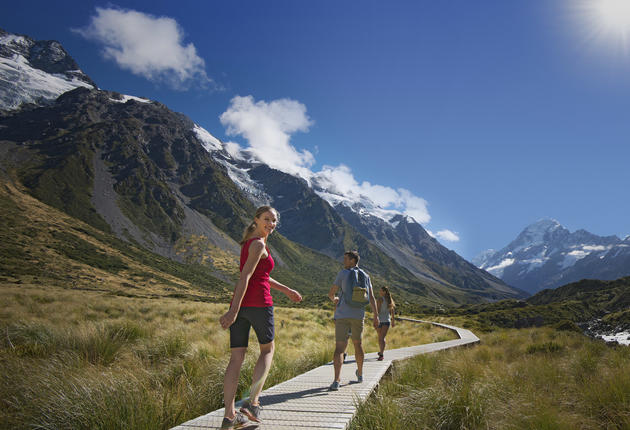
[485,258,515,277]
[523,258,545,273]
[0,54,94,110]
[0,34,29,47]
[110,94,151,104]
[561,250,589,269]
[578,245,609,252]
[193,124,223,152]
[213,159,270,206]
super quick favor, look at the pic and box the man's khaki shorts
[335,318,364,342]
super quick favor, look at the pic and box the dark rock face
[248,164,347,255]
[0,87,253,255]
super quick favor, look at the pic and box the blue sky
[3,0,630,260]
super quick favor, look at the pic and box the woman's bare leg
[378,325,390,355]
[250,340,275,405]
[223,347,247,419]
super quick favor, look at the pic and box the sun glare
[575,0,630,54]
[593,0,630,31]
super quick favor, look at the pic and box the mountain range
[474,219,630,295]
[0,28,526,307]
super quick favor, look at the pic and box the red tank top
[238,238,274,307]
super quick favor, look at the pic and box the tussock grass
[0,284,452,429]
[351,326,630,430]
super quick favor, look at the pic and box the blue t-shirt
[333,267,373,320]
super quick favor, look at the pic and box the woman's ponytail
[239,221,258,245]
[382,286,395,310]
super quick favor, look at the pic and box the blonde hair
[239,205,279,245]
[381,286,395,310]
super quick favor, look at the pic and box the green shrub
[554,320,582,332]
[526,341,563,355]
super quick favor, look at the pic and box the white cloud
[223,141,244,160]
[74,7,212,89]
[313,164,430,224]
[435,229,460,242]
[218,94,436,227]
[397,188,431,225]
[220,95,315,178]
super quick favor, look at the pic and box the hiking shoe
[329,380,340,391]
[377,352,384,361]
[221,412,248,429]
[356,369,363,383]
[239,400,262,423]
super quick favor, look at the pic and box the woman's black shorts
[229,306,274,348]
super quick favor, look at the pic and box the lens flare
[574,0,630,55]
[593,0,630,33]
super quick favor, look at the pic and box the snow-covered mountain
[0,28,525,304]
[474,219,630,294]
[194,126,520,300]
[0,28,96,111]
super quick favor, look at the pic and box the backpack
[342,267,370,308]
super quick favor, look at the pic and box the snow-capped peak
[192,123,416,227]
[193,124,223,152]
[0,28,96,111]
[474,218,630,294]
[519,218,562,244]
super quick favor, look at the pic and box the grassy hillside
[352,325,630,429]
[0,171,466,312]
[448,276,630,332]
[0,175,339,306]
[0,179,233,301]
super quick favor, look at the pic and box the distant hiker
[376,286,396,361]
[219,206,303,429]
[328,250,378,391]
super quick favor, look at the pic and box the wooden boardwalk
[171,318,479,430]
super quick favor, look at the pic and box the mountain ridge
[474,218,630,294]
[0,28,525,306]
[0,28,96,111]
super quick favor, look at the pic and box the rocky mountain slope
[0,28,95,111]
[474,219,630,295]
[0,29,526,306]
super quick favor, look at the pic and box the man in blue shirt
[327,250,378,390]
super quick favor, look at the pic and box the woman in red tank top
[219,206,302,427]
